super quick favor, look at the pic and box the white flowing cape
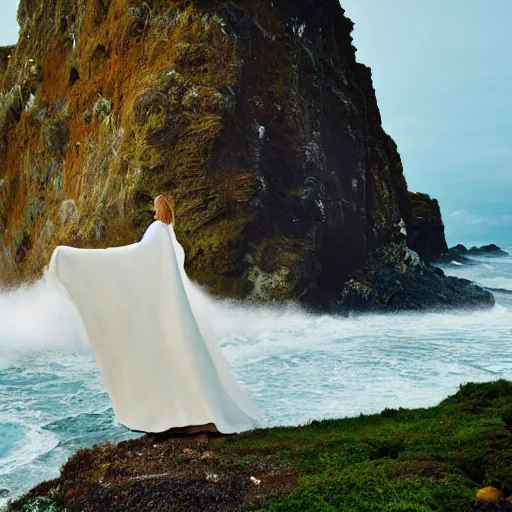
[46,220,261,434]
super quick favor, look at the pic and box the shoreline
[5,380,512,511]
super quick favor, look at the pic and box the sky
[0,0,18,48]
[342,0,512,245]
[1,1,511,245]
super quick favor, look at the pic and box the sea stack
[0,0,493,311]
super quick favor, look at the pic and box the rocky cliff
[407,192,448,263]
[0,0,492,310]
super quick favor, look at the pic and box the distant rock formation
[468,244,509,256]
[407,192,448,263]
[439,243,509,264]
[0,0,493,311]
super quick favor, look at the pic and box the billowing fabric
[46,220,261,433]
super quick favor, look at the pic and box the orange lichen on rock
[476,486,504,503]
[39,41,72,102]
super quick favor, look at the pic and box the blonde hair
[155,194,175,225]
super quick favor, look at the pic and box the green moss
[244,236,319,301]
[247,265,290,301]
[182,85,200,109]
[82,109,93,124]
[85,135,95,154]
[92,96,111,122]
[11,194,46,250]
[180,215,254,298]
[15,495,62,512]
[376,241,408,270]
[409,192,444,227]
[0,177,17,224]
[41,117,68,155]
[344,279,372,298]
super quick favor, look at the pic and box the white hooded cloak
[46,220,261,434]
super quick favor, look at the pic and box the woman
[46,194,261,434]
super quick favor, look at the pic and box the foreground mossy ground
[7,380,512,512]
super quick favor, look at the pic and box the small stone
[0,488,9,498]
[60,199,79,225]
[183,448,200,459]
[250,476,261,486]
[205,472,219,483]
[94,222,103,241]
[476,486,504,503]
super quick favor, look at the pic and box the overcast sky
[343,0,511,245]
[1,1,511,245]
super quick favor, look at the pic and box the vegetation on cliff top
[6,380,512,511]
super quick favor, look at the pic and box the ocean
[1,245,511,504]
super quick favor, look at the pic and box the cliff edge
[6,380,512,511]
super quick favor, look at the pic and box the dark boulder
[335,238,494,313]
[468,244,509,256]
[438,245,471,264]
[337,263,494,313]
[439,243,509,264]
[452,244,469,254]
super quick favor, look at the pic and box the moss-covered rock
[6,380,512,511]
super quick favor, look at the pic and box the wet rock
[468,244,509,256]
[453,244,469,254]
[336,238,494,313]
[337,264,494,313]
[439,243,509,264]
[438,245,471,264]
